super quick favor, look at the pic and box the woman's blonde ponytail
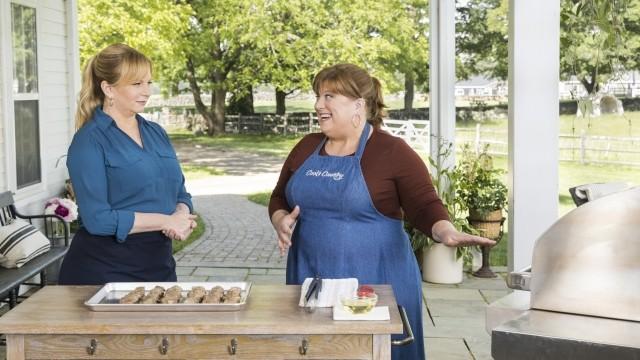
[75,56,102,130]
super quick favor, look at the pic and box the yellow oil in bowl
[341,294,378,314]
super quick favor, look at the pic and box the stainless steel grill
[488,186,640,360]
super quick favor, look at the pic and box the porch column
[429,0,456,168]
[508,0,560,271]
[65,0,80,135]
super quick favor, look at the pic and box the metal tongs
[304,275,322,312]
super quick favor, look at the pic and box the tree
[560,0,639,95]
[456,0,508,81]
[312,0,430,111]
[78,0,190,78]
[261,1,322,115]
[174,0,272,135]
[257,0,432,114]
[367,0,430,110]
[79,0,436,131]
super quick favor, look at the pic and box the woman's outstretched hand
[271,206,301,255]
[431,220,496,247]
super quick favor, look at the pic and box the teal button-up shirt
[67,107,192,242]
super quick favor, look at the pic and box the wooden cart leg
[373,334,391,360]
[6,335,25,360]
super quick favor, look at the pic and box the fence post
[580,130,586,164]
[308,113,314,133]
[282,114,288,136]
[475,123,481,154]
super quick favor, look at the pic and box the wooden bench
[0,191,69,309]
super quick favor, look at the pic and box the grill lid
[530,186,640,322]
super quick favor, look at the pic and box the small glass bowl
[340,293,378,314]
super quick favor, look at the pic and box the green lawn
[172,213,205,254]
[254,99,315,113]
[458,111,640,138]
[169,129,303,158]
[247,192,271,206]
[182,164,225,180]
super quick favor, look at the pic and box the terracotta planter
[468,209,503,240]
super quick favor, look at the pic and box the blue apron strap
[314,122,371,157]
[355,122,371,159]
[313,136,328,155]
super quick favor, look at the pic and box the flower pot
[422,243,463,284]
[470,246,482,272]
[468,209,503,240]
[468,209,504,278]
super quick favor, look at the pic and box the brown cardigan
[268,128,450,238]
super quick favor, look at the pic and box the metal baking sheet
[84,282,252,312]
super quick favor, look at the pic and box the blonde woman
[59,44,196,285]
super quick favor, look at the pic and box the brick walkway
[172,139,287,282]
[174,194,287,283]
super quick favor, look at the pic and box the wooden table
[0,285,403,359]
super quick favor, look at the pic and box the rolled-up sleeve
[177,175,193,213]
[67,133,135,242]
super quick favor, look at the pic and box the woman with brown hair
[59,44,196,285]
[269,63,494,359]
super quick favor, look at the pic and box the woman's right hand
[163,212,198,241]
[271,206,300,255]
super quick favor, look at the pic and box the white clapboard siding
[40,6,65,24]
[41,0,65,11]
[0,85,4,191]
[37,0,73,206]
[0,0,75,213]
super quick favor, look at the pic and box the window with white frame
[11,2,40,189]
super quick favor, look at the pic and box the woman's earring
[109,97,114,107]
[351,113,361,128]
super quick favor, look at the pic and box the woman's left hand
[163,205,197,241]
[431,220,496,247]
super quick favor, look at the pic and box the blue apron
[285,122,424,360]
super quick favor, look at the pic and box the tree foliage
[456,0,640,96]
[456,0,508,81]
[79,0,430,134]
[560,0,640,95]
[78,0,190,78]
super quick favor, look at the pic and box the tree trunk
[210,88,226,136]
[185,58,216,135]
[404,73,415,110]
[228,85,254,115]
[580,77,596,95]
[580,68,599,95]
[275,89,287,115]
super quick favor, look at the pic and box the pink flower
[54,205,69,218]
[45,197,78,222]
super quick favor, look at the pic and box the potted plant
[456,143,508,277]
[406,142,477,284]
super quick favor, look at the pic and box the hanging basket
[468,209,503,240]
